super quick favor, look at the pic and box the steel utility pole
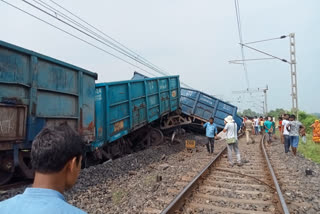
[289,33,298,117]
[232,85,269,116]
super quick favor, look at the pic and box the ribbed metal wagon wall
[0,40,97,150]
[180,88,242,130]
[93,76,180,148]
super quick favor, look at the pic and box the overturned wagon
[92,76,180,159]
[180,88,243,131]
[0,40,97,185]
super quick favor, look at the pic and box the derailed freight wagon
[0,40,97,185]
[92,76,180,159]
[180,88,243,131]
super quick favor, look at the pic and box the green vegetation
[297,111,320,163]
[298,134,320,164]
[241,108,320,163]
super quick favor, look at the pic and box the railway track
[161,135,290,214]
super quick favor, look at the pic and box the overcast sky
[1,0,319,113]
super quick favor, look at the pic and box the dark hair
[209,117,214,120]
[31,123,85,173]
[289,114,296,119]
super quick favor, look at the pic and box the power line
[234,0,250,88]
[0,0,158,77]
[22,0,169,77]
[26,0,193,88]
[244,35,287,45]
[48,0,168,74]
[33,0,171,78]
[241,43,290,63]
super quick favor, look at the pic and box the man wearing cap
[223,115,242,167]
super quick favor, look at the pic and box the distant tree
[268,108,287,118]
[239,109,259,117]
[312,113,320,118]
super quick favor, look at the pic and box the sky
[1,0,319,113]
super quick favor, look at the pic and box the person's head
[283,114,289,120]
[209,117,214,124]
[224,115,234,124]
[255,116,257,119]
[269,117,273,121]
[278,116,282,120]
[315,120,319,124]
[31,123,85,190]
[289,114,296,121]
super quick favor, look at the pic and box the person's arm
[223,123,228,133]
[286,123,291,132]
[203,122,207,128]
[215,126,218,136]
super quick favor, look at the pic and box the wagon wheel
[18,151,34,179]
[149,128,163,146]
[0,153,15,185]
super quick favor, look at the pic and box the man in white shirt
[253,116,259,135]
[281,114,290,153]
[223,115,242,167]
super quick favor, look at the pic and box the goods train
[0,41,242,185]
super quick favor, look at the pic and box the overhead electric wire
[48,0,168,75]
[241,43,290,63]
[22,0,170,77]
[28,0,193,88]
[1,0,194,88]
[234,0,250,88]
[244,36,287,45]
[33,0,171,78]
[0,0,158,77]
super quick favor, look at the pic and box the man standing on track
[223,115,242,167]
[244,117,255,144]
[203,117,218,154]
[264,116,273,144]
[0,124,87,214]
[282,114,291,153]
[287,114,305,156]
[254,116,259,135]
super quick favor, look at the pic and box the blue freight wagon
[92,76,180,152]
[0,40,97,184]
[180,88,242,131]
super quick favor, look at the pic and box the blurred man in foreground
[0,124,86,214]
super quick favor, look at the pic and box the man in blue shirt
[264,116,273,144]
[203,117,218,154]
[0,123,87,214]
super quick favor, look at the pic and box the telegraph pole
[289,33,298,118]
[263,86,268,115]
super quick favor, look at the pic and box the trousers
[227,141,241,164]
[206,137,214,153]
[245,130,253,143]
[284,135,290,153]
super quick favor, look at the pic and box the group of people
[242,116,276,144]
[280,114,305,156]
[202,113,308,170]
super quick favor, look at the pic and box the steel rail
[161,133,244,214]
[261,135,290,214]
[160,146,227,214]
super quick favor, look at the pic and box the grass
[298,134,320,164]
[275,130,320,164]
